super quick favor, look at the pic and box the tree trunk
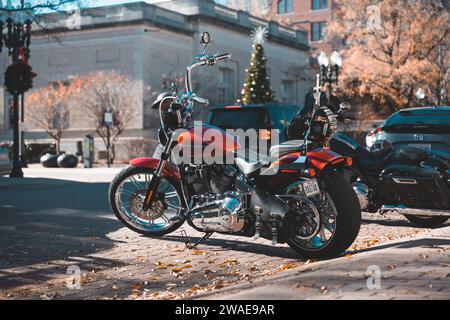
[56,139,61,155]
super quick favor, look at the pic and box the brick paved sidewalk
[0,169,448,300]
[0,211,444,300]
[199,226,450,300]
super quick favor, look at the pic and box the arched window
[278,0,293,14]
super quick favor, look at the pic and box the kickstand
[181,230,213,249]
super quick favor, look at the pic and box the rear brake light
[260,129,271,140]
[346,157,353,166]
[307,168,317,178]
[224,105,242,109]
[368,128,383,137]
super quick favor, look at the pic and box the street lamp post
[317,51,342,102]
[1,0,33,178]
[103,108,113,168]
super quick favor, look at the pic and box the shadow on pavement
[148,234,302,260]
[350,237,450,255]
[0,179,124,290]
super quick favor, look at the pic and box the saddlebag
[379,164,450,209]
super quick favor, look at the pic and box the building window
[281,80,295,104]
[219,67,235,103]
[278,0,293,14]
[312,0,328,10]
[311,22,327,42]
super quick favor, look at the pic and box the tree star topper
[251,26,268,45]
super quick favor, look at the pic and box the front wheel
[404,215,449,228]
[285,170,362,259]
[108,166,185,237]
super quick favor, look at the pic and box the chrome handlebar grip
[191,95,209,105]
[216,53,232,61]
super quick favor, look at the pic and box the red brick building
[267,0,333,53]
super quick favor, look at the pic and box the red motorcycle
[108,32,361,259]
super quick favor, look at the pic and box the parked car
[207,103,300,144]
[366,106,450,159]
[0,147,12,176]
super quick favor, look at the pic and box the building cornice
[30,1,309,51]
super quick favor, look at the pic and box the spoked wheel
[282,170,361,259]
[108,166,185,236]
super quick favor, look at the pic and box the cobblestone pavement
[0,167,448,300]
[200,226,450,300]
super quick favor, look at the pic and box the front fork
[142,136,176,211]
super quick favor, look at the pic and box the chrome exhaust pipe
[380,205,450,217]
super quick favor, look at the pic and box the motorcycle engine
[190,191,248,234]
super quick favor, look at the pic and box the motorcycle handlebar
[191,95,209,105]
[338,114,356,122]
[216,53,232,61]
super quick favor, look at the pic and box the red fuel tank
[176,124,240,162]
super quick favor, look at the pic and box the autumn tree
[327,0,449,114]
[26,81,73,154]
[72,71,141,164]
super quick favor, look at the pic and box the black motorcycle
[286,93,450,228]
[331,131,450,228]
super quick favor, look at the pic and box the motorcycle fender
[130,157,181,181]
[307,149,347,171]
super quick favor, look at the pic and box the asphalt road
[0,177,122,290]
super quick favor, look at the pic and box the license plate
[408,143,431,151]
[302,179,321,197]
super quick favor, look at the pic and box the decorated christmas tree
[239,27,275,105]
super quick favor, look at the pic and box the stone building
[0,0,310,161]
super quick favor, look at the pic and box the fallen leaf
[219,259,240,267]
[275,263,298,272]
[131,283,143,290]
[204,268,214,274]
[191,249,208,256]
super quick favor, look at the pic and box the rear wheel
[404,215,449,228]
[108,166,185,237]
[284,170,361,259]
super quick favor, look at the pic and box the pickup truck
[206,103,300,144]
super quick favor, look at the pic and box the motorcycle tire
[404,215,449,228]
[287,170,361,259]
[108,166,185,237]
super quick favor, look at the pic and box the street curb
[193,225,450,300]
[0,178,80,190]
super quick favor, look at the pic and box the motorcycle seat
[390,146,429,164]
[356,146,392,172]
[270,140,305,159]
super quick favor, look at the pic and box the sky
[0,0,227,10]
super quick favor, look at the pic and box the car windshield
[209,107,299,132]
[210,109,270,130]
